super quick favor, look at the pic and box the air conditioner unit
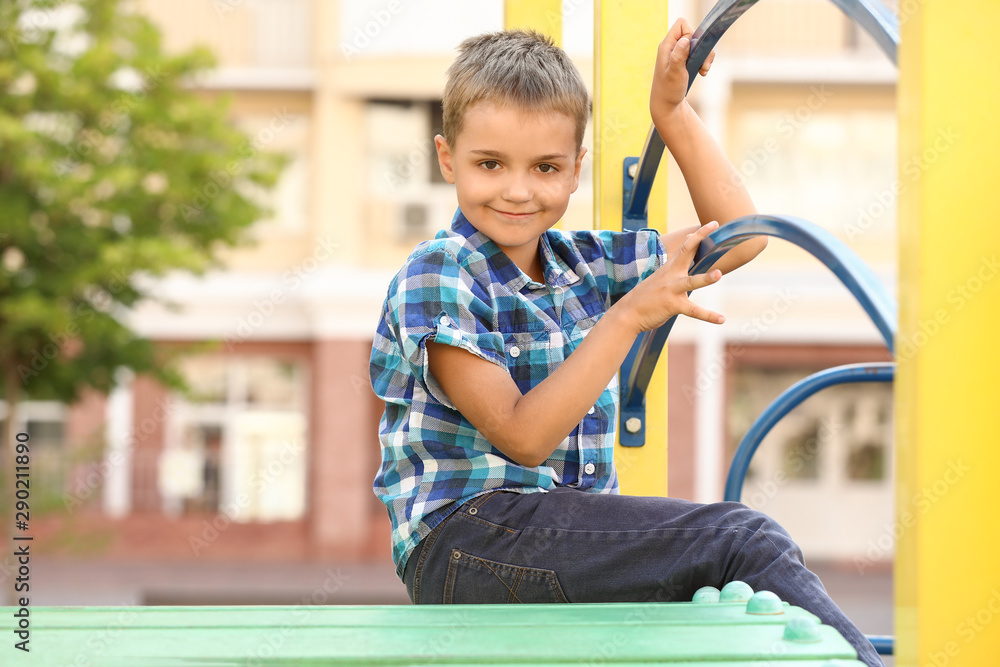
[391,189,458,243]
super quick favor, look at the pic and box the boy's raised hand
[618,221,726,332]
[650,18,716,125]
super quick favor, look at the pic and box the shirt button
[588,406,595,415]
[584,462,596,475]
[509,346,520,358]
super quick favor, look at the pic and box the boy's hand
[617,221,725,333]
[650,18,716,127]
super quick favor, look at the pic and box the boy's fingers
[678,221,719,257]
[684,300,726,325]
[659,17,695,67]
[699,50,716,76]
[669,38,689,66]
[685,269,721,291]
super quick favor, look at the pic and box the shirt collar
[444,208,580,292]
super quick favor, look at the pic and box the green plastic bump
[692,586,721,603]
[745,590,784,615]
[783,616,822,642]
[719,580,754,603]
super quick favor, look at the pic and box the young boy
[370,19,882,667]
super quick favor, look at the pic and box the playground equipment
[3,1,995,665]
[609,0,900,655]
[14,584,868,664]
[594,0,1000,664]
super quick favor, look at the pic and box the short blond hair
[442,29,590,151]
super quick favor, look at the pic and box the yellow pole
[504,0,562,44]
[595,0,669,496]
[896,2,1000,665]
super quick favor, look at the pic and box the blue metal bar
[625,0,753,223]
[621,215,897,429]
[626,0,899,220]
[723,362,895,503]
[829,0,899,64]
[868,635,895,656]
[691,215,897,352]
[618,1,900,443]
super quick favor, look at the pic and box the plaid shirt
[370,210,665,576]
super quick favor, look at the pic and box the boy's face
[434,102,586,270]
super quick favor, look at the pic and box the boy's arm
[428,222,724,468]
[651,18,766,274]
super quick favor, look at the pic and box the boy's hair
[442,29,590,152]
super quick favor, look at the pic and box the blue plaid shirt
[370,210,665,576]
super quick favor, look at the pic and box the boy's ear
[570,146,588,194]
[434,134,456,184]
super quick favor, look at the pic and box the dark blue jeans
[402,488,883,667]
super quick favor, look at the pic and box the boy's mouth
[493,208,539,219]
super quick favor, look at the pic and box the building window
[779,419,823,481]
[237,113,310,235]
[0,402,69,508]
[729,365,893,486]
[161,355,308,521]
[365,99,460,244]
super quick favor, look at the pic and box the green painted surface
[2,601,865,665]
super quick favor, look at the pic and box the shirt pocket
[566,313,601,352]
[499,325,550,392]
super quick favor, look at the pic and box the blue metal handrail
[624,0,899,224]
[869,635,895,656]
[617,2,904,655]
[620,215,898,446]
[618,0,900,446]
[723,362,895,503]
[692,216,897,351]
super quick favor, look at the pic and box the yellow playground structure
[512,0,1000,664]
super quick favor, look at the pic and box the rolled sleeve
[390,247,505,409]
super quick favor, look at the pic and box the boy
[370,19,882,667]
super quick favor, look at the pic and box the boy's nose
[501,173,532,203]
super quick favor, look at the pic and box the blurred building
[9,0,901,600]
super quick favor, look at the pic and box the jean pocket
[443,549,569,604]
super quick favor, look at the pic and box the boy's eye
[481,160,500,170]
[537,163,557,173]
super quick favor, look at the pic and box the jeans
[402,488,883,667]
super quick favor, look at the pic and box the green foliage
[0,0,286,403]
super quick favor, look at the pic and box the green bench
[3,585,864,665]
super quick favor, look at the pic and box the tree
[0,0,286,570]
